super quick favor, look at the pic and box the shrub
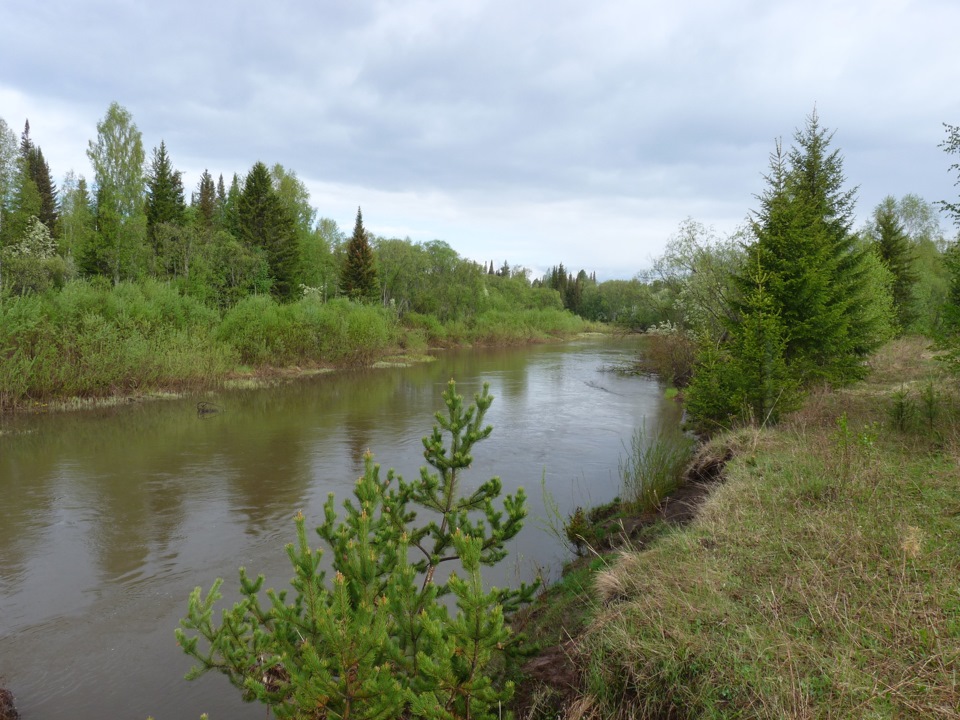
[177,381,537,719]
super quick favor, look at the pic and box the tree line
[0,101,708,331]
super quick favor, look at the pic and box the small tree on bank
[177,381,536,719]
[341,207,379,301]
[685,111,894,432]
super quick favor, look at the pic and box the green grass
[619,423,696,513]
[568,336,960,719]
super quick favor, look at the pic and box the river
[0,336,675,719]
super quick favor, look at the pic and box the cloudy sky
[2,0,958,279]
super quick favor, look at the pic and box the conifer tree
[177,381,535,719]
[742,111,890,384]
[215,173,227,227]
[238,161,299,300]
[145,141,186,262]
[11,121,58,236]
[340,207,379,301]
[686,259,797,431]
[687,112,893,431]
[194,169,216,230]
[25,148,58,233]
[867,197,918,331]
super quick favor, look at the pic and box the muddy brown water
[0,337,678,719]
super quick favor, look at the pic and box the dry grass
[567,339,960,719]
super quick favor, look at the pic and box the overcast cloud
[2,0,958,279]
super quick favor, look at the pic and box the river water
[0,336,675,719]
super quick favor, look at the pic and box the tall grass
[618,423,695,512]
[0,279,236,409]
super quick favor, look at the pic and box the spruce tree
[742,111,890,384]
[145,142,186,246]
[177,381,535,719]
[194,169,216,230]
[868,197,918,331]
[16,121,58,235]
[238,161,299,300]
[340,207,379,301]
[26,147,58,234]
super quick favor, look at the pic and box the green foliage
[19,125,58,234]
[177,381,536,719]
[864,196,918,331]
[145,141,186,253]
[86,102,148,284]
[0,278,233,408]
[619,422,695,512]
[686,261,798,432]
[1,216,67,295]
[687,112,891,433]
[218,295,397,366]
[341,207,379,302]
[238,162,301,301]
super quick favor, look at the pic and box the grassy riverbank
[517,336,960,719]
[0,279,600,411]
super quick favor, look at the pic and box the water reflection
[0,337,677,720]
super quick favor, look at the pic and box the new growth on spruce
[177,380,536,719]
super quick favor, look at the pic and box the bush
[635,322,697,387]
[219,295,397,366]
[0,279,234,407]
[177,381,537,719]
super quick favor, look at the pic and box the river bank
[513,336,960,718]
[0,277,604,413]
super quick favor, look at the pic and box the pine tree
[340,207,379,301]
[238,161,299,300]
[177,382,535,719]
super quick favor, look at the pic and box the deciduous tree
[86,102,148,283]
